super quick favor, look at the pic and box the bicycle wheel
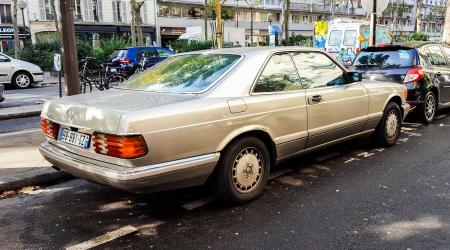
[107,74,127,88]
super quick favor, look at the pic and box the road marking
[268,168,294,180]
[374,148,385,153]
[435,114,448,120]
[344,157,359,164]
[182,196,217,211]
[0,128,40,137]
[357,152,375,158]
[402,131,422,137]
[136,221,166,236]
[313,152,341,162]
[66,225,138,250]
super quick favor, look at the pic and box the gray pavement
[0,114,449,249]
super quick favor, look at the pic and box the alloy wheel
[16,74,30,88]
[425,93,436,121]
[232,147,263,193]
[385,110,399,139]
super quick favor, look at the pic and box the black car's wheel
[12,71,32,89]
[215,137,270,204]
[371,102,402,147]
[417,91,436,124]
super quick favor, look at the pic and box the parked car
[40,47,409,203]
[108,46,174,76]
[0,83,4,103]
[350,44,450,124]
[0,53,44,89]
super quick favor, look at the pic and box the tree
[444,3,450,44]
[130,0,146,46]
[282,0,290,45]
[12,0,20,59]
[415,0,424,33]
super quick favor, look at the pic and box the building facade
[27,0,157,44]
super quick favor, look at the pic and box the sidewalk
[0,130,73,192]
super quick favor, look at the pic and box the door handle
[308,95,323,104]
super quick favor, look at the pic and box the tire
[107,74,126,89]
[215,137,271,204]
[12,71,32,89]
[371,102,402,147]
[416,91,436,124]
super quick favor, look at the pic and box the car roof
[180,46,324,56]
[361,42,445,52]
[117,47,167,50]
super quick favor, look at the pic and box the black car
[0,83,4,103]
[350,44,450,124]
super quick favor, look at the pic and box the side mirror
[345,71,362,83]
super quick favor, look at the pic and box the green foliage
[408,32,429,42]
[288,35,313,47]
[169,40,214,52]
[19,35,129,71]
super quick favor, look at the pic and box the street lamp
[17,0,27,31]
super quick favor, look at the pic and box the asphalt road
[0,114,450,249]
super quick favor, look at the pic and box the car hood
[41,89,197,134]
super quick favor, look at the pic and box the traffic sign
[361,0,388,14]
[53,53,61,72]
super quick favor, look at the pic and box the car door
[439,45,450,103]
[0,53,11,83]
[291,52,368,147]
[248,53,308,160]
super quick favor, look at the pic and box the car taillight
[92,132,148,159]
[119,58,131,64]
[41,118,60,139]
[403,67,424,83]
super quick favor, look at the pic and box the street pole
[236,0,239,28]
[204,0,208,40]
[12,0,20,59]
[369,0,377,46]
[59,0,80,96]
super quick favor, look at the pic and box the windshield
[353,49,414,69]
[111,49,127,59]
[116,53,242,93]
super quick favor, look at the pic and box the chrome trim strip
[40,142,220,181]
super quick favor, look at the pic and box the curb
[0,105,43,121]
[0,171,74,193]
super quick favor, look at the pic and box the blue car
[108,47,174,75]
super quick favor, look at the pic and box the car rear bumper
[39,141,219,193]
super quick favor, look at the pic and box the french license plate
[109,68,117,73]
[58,128,91,149]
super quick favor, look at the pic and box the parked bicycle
[79,57,128,94]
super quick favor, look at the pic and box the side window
[291,52,345,89]
[253,54,301,93]
[417,47,430,66]
[426,46,447,66]
[0,54,8,62]
[343,30,357,46]
[157,48,172,57]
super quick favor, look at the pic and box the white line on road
[0,128,40,137]
[66,225,138,250]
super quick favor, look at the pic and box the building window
[0,4,12,24]
[39,0,55,21]
[112,0,125,22]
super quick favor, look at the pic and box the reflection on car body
[40,47,410,203]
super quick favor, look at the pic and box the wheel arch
[217,127,278,167]
[385,94,404,118]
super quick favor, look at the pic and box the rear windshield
[353,49,415,69]
[116,54,241,93]
[110,49,128,59]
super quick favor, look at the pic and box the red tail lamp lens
[41,118,60,139]
[403,67,424,83]
[92,132,148,159]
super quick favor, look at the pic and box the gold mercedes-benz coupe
[40,47,409,203]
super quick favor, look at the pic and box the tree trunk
[415,0,424,33]
[443,3,450,44]
[12,0,20,59]
[52,0,61,38]
[136,2,145,46]
[215,0,222,49]
[331,0,336,18]
[130,0,137,47]
[204,0,208,40]
[284,0,290,45]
